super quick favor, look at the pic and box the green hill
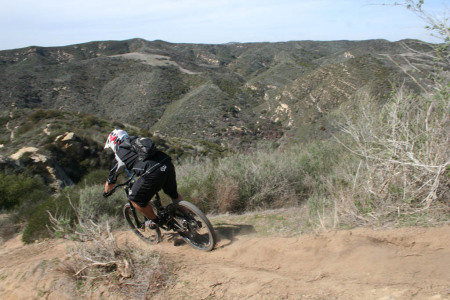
[0,39,438,148]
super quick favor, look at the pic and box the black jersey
[107,146,171,184]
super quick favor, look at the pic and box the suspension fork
[129,200,144,223]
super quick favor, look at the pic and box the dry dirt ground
[0,223,449,299]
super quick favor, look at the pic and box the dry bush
[333,84,449,224]
[177,140,341,216]
[216,176,240,213]
[327,1,450,227]
[48,194,171,298]
[68,220,133,279]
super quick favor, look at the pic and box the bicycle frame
[104,178,194,234]
[105,178,216,251]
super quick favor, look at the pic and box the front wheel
[171,201,216,251]
[123,203,161,244]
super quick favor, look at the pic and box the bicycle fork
[127,200,148,229]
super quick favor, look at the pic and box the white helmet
[104,129,129,153]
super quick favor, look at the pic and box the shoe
[145,218,160,229]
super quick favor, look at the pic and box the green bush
[28,109,64,122]
[16,121,34,134]
[176,140,343,213]
[81,114,103,128]
[177,162,217,212]
[22,183,125,244]
[79,169,110,187]
[76,184,124,225]
[0,173,50,211]
[21,188,78,243]
[22,197,57,243]
[27,109,48,122]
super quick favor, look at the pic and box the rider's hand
[104,181,115,194]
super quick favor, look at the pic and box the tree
[395,0,449,42]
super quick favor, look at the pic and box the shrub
[44,184,170,298]
[21,182,125,244]
[0,173,50,211]
[176,141,343,213]
[177,160,217,212]
[54,211,170,298]
[81,114,102,128]
[27,109,47,122]
[22,196,61,243]
[333,84,449,225]
[75,184,124,226]
[28,109,64,122]
[16,121,34,134]
[79,169,110,187]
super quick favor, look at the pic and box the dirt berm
[0,224,449,299]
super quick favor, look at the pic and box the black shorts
[128,161,179,207]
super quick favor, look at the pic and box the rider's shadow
[164,223,256,249]
[213,223,256,248]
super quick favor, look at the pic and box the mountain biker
[103,129,183,228]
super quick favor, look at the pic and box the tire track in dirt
[138,225,450,299]
[1,225,449,299]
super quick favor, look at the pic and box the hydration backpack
[131,137,157,161]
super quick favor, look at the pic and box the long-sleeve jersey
[107,146,171,184]
[107,147,138,184]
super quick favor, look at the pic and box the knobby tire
[172,201,216,251]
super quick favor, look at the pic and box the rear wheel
[123,203,161,244]
[171,201,216,251]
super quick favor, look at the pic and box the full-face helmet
[104,129,129,153]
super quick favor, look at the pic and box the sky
[0,0,446,51]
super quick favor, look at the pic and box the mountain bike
[103,178,216,251]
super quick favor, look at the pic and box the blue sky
[0,0,446,50]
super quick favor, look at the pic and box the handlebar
[103,178,133,198]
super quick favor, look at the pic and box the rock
[61,132,76,142]
[9,147,39,160]
[43,124,51,136]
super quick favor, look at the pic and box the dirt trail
[0,225,449,299]
[155,225,450,299]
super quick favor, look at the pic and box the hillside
[0,38,438,147]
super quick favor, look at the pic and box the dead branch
[74,261,119,277]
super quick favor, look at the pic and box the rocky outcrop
[6,146,74,191]
[4,132,98,191]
